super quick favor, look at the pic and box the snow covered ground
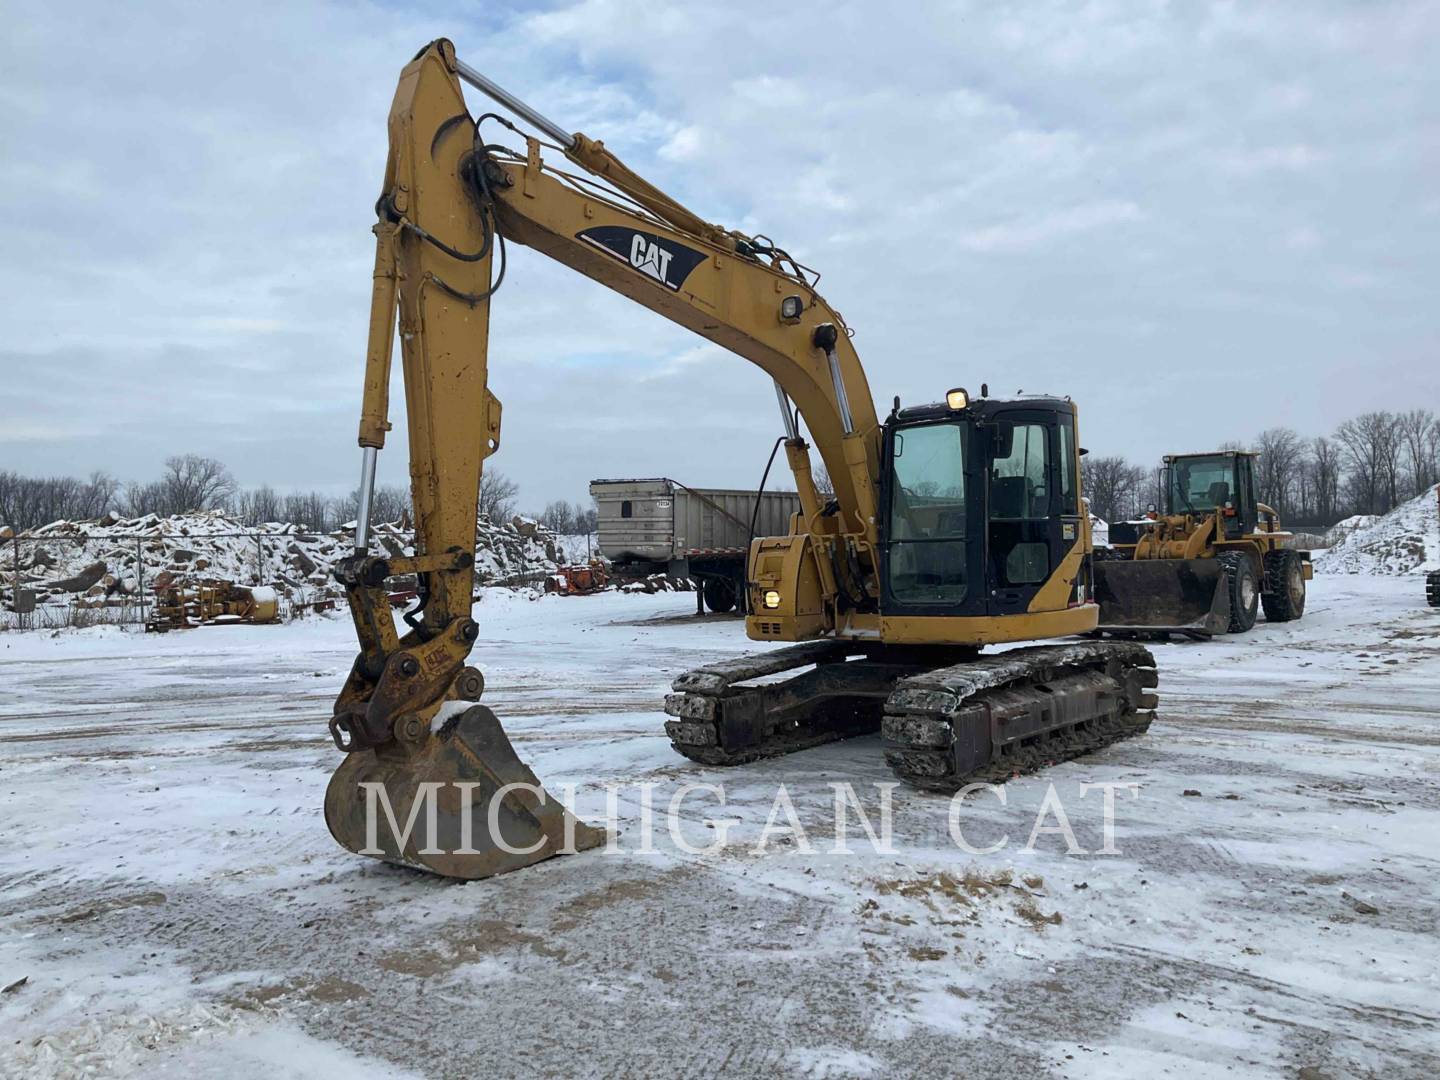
[2,579,1437,1078]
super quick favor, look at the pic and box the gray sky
[3,1,1436,510]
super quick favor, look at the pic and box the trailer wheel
[702,576,737,613]
[1261,549,1306,622]
[1217,552,1259,633]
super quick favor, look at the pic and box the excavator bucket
[324,704,605,879]
[1094,558,1230,639]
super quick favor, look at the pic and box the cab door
[985,412,1075,614]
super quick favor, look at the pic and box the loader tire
[702,576,737,613]
[1217,552,1259,633]
[1261,549,1306,622]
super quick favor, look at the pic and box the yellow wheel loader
[324,41,1160,880]
[1094,450,1311,638]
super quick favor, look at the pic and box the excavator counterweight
[325,40,1160,879]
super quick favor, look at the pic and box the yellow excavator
[325,41,1159,879]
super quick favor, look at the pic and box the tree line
[1081,409,1439,524]
[8,407,1435,533]
[0,455,576,534]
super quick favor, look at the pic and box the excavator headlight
[779,295,804,323]
[946,388,969,411]
[762,589,782,609]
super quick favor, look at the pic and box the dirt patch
[550,869,687,932]
[871,869,1062,933]
[55,890,167,923]
[907,945,949,961]
[378,919,543,977]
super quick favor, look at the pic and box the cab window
[990,423,1049,519]
[886,422,968,604]
[1058,414,1078,516]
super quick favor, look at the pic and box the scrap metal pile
[1,510,573,613]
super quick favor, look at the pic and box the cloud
[958,201,1144,254]
[1216,144,1327,175]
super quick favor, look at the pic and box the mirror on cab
[990,421,1014,458]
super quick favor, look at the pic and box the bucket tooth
[325,704,604,880]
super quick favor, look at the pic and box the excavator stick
[325,703,604,879]
[322,42,616,881]
[1093,558,1230,639]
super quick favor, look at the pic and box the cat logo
[629,233,672,284]
[576,226,707,292]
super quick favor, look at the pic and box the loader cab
[1162,451,1257,539]
[878,393,1082,619]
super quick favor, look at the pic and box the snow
[2,579,1438,1076]
[1090,515,1109,547]
[2,510,573,621]
[1314,484,1440,575]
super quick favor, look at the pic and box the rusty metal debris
[145,577,280,632]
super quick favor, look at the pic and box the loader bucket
[324,704,605,879]
[1094,558,1230,639]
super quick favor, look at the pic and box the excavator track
[665,642,943,766]
[882,641,1157,791]
[665,640,1158,785]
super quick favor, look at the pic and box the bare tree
[1254,428,1304,517]
[571,501,597,534]
[119,480,166,518]
[537,500,577,534]
[813,465,835,497]
[145,454,237,515]
[0,471,18,528]
[1397,408,1438,498]
[1081,456,1149,523]
[372,485,410,525]
[281,491,331,532]
[478,469,519,521]
[330,485,407,529]
[0,471,45,529]
[1335,412,1401,514]
[77,472,120,519]
[235,484,284,525]
[0,470,122,528]
[1306,436,1342,521]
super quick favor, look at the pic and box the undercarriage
[666,640,1158,789]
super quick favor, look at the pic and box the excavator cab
[880,395,1084,620]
